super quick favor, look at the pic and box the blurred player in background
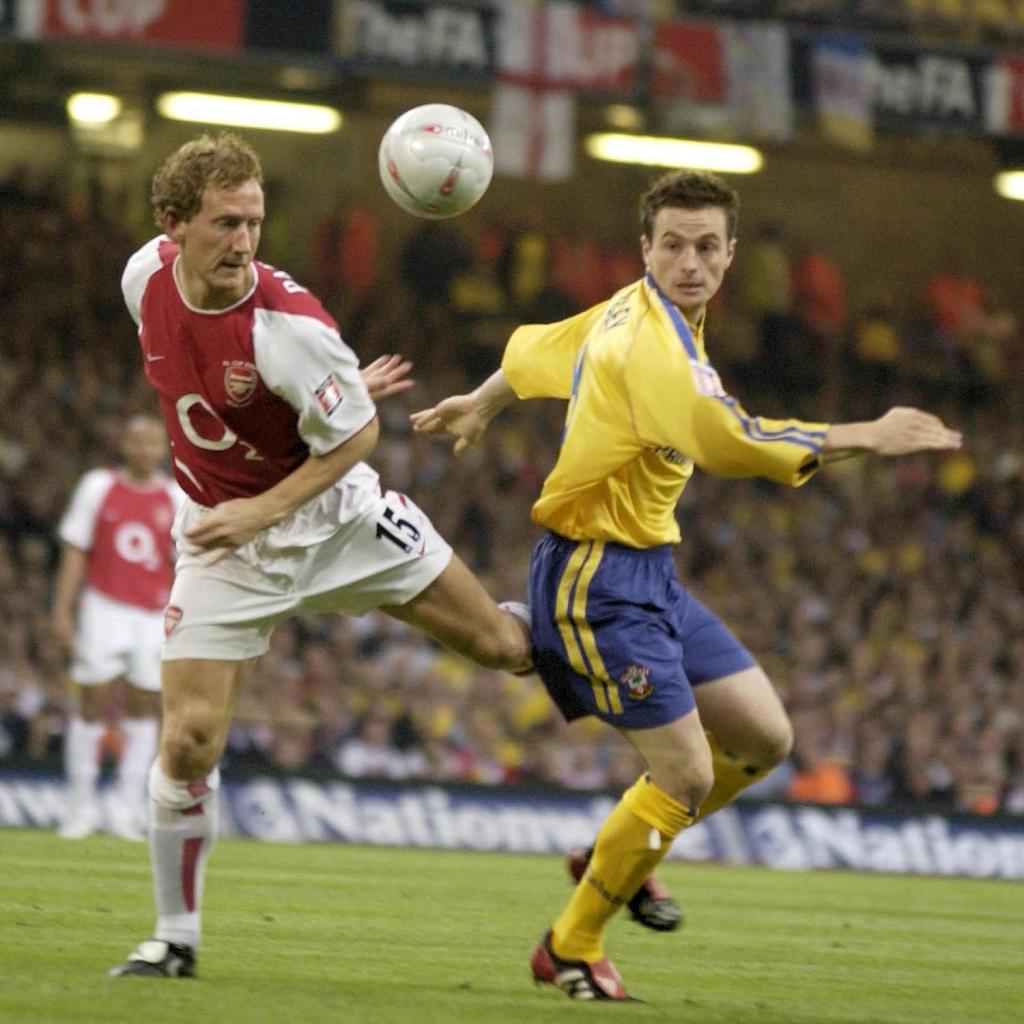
[52,414,182,840]
[412,169,962,1001]
[109,132,531,979]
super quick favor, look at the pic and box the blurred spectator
[958,287,1021,408]
[740,221,795,397]
[847,294,901,409]
[498,207,550,312]
[790,239,847,413]
[786,708,855,805]
[311,202,380,318]
[851,724,896,806]
[334,707,411,780]
[924,259,983,337]
[741,222,792,320]
[399,219,473,308]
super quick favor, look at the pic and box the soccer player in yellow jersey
[412,170,961,1001]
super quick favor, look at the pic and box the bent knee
[721,710,794,772]
[651,756,715,814]
[756,715,794,769]
[161,718,222,779]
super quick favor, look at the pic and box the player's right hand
[185,496,271,561]
[869,407,962,455]
[410,394,488,455]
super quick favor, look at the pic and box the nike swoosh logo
[146,353,166,362]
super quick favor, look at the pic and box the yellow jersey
[502,274,828,548]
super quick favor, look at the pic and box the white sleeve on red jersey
[252,309,377,456]
[122,236,171,327]
[57,469,116,551]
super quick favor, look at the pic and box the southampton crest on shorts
[224,361,259,407]
[621,664,653,700]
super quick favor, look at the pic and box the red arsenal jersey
[58,469,183,611]
[121,237,376,506]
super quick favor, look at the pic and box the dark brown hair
[640,170,739,241]
[150,132,263,226]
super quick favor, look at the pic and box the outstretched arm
[824,406,961,459]
[410,368,516,455]
[634,342,960,484]
[412,301,604,454]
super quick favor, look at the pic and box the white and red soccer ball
[378,103,494,220]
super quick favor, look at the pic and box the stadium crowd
[1,169,1022,816]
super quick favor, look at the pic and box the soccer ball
[378,104,493,219]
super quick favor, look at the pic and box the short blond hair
[150,132,263,226]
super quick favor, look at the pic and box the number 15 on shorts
[375,498,423,555]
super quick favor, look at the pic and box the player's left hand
[869,407,962,455]
[362,354,414,402]
[185,498,272,564]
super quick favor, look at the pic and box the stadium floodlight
[67,92,123,125]
[156,92,342,134]
[994,170,1024,201]
[585,133,763,174]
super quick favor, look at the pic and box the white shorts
[71,588,164,692]
[163,473,452,662]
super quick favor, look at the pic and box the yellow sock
[551,774,693,962]
[695,730,768,822]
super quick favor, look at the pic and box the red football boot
[530,930,634,1001]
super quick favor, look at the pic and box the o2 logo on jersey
[175,394,263,467]
[224,361,259,407]
[114,521,161,571]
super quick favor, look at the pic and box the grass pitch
[1,827,1020,1024]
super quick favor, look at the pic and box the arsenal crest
[620,664,653,700]
[224,361,259,407]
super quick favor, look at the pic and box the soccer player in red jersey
[53,415,183,841]
[109,133,531,979]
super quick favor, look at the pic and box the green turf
[1,828,1020,1024]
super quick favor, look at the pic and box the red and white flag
[491,0,637,182]
[985,55,1024,135]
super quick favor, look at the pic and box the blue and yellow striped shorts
[528,531,756,730]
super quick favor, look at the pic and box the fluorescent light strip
[995,171,1024,201]
[156,92,342,134]
[586,133,763,174]
[67,92,123,125]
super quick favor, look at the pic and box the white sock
[148,763,220,950]
[65,717,104,816]
[117,717,158,815]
